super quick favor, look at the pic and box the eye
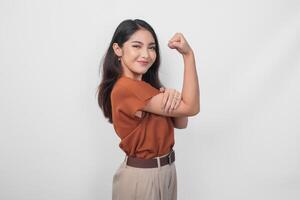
[150,46,156,50]
[132,45,140,48]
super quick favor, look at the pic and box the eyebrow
[131,41,156,45]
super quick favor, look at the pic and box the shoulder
[111,78,130,100]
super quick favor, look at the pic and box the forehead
[127,29,155,44]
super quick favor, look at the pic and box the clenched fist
[168,33,193,56]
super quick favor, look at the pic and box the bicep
[141,93,196,117]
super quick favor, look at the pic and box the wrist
[182,50,194,58]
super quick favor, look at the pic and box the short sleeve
[111,79,160,119]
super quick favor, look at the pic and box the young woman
[97,19,200,200]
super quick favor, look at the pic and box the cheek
[151,52,157,62]
[123,50,138,63]
[127,49,140,60]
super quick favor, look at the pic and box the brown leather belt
[126,150,175,168]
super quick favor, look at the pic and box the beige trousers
[112,152,177,200]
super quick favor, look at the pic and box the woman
[97,19,200,200]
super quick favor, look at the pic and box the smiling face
[112,29,157,80]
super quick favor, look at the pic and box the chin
[134,67,150,74]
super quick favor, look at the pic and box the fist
[168,33,193,55]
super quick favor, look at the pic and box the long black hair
[96,19,164,123]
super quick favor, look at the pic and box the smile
[137,61,149,65]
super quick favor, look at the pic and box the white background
[1,0,300,199]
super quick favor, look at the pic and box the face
[113,29,157,80]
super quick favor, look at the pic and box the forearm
[181,51,200,114]
[171,116,188,129]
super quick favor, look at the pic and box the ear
[112,43,123,57]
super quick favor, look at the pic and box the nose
[141,48,150,59]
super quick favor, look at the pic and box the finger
[170,97,177,112]
[174,96,181,110]
[164,90,172,112]
[168,41,178,49]
[168,34,182,46]
[165,90,176,113]
[161,90,169,109]
[170,90,179,111]
[173,99,180,110]
[165,98,173,113]
[173,93,181,110]
[175,92,182,109]
[169,33,182,43]
[163,89,172,112]
[168,41,182,49]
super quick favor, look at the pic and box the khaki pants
[112,152,177,200]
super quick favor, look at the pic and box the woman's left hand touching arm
[159,87,188,129]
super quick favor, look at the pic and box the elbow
[188,105,200,116]
[172,117,188,129]
[178,120,188,129]
[182,100,200,116]
[176,125,187,129]
[175,122,188,129]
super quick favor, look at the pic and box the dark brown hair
[96,19,164,123]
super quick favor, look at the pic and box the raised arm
[141,33,200,117]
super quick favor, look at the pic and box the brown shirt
[111,76,175,159]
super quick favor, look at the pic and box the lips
[137,61,149,65]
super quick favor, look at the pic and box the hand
[159,87,182,113]
[168,32,193,56]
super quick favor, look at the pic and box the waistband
[125,149,175,168]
